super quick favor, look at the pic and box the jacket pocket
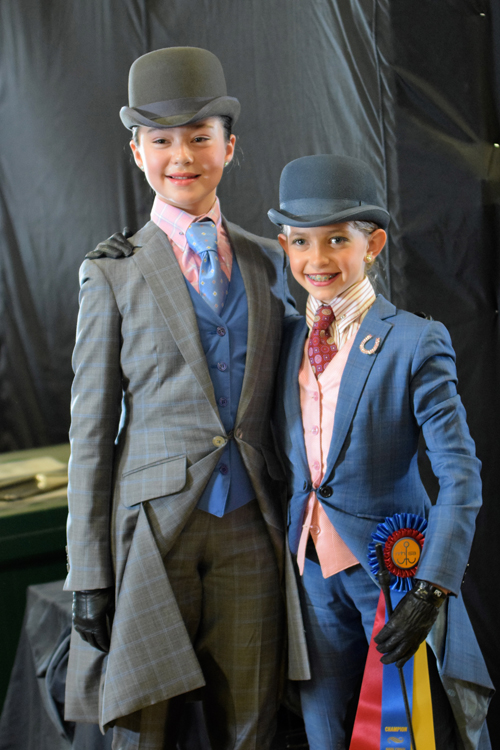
[119,455,186,507]
[352,510,389,521]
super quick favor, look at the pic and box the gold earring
[365,254,372,262]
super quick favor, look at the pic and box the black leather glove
[86,228,135,259]
[72,588,115,653]
[374,580,447,668]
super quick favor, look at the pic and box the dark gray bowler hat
[120,47,240,130]
[268,155,390,229]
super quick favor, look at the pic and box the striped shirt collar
[150,195,223,250]
[306,276,376,335]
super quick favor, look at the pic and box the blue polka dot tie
[186,220,229,313]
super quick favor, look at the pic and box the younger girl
[269,154,492,750]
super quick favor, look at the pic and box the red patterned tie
[308,305,338,376]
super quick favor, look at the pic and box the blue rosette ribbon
[368,512,428,592]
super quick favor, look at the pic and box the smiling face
[278,222,386,302]
[130,117,236,216]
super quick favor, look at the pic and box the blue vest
[185,256,256,516]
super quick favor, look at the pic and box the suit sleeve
[410,320,482,594]
[64,260,123,591]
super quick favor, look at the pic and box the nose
[171,140,193,165]
[309,242,330,268]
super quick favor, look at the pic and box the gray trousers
[112,500,284,750]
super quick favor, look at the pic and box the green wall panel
[0,445,70,710]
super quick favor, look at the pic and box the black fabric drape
[387,0,500,741]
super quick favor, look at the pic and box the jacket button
[212,436,227,448]
[318,486,333,498]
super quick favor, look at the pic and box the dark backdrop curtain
[0,0,498,741]
[387,1,500,743]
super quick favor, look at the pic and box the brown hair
[349,220,380,270]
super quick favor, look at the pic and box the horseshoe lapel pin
[359,335,381,355]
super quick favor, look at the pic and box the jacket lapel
[226,222,272,422]
[282,317,310,481]
[325,296,395,478]
[132,223,219,415]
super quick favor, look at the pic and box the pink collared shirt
[297,277,376,578]
[305,275,376,349]
[150,195,232,293]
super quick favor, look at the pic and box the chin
[306,283,337,299]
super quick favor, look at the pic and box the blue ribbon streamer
[380,590,414,749]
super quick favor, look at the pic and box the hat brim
[267,204,390,230]
[120,96,240,130]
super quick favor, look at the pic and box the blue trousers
[297,559,379,750]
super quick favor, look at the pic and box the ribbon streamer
[412,640,436,749]
[380,590,414,750]
[349,591,385,750]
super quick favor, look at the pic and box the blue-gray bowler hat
[268,155,390,230]
[120,47,240,130]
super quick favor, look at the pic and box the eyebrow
[190,120,214,130]
[146,121,215,137]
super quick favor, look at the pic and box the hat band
[132,96,223,121]
[281,198,367,215]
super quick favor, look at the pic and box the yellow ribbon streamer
[412,641,436,749]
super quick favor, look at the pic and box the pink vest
[297,334,359,578]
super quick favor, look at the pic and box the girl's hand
[86,228,135,259]
[72,588,115,653]
[374,579,447,668]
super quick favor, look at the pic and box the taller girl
[64,47,296,750]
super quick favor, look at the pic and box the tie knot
[312,305,334,332]
[186,220,218,257]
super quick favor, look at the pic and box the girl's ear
[278,233,289,256]
[224,134,236,165]
[367,228,387,259]
[130,140,144,170]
